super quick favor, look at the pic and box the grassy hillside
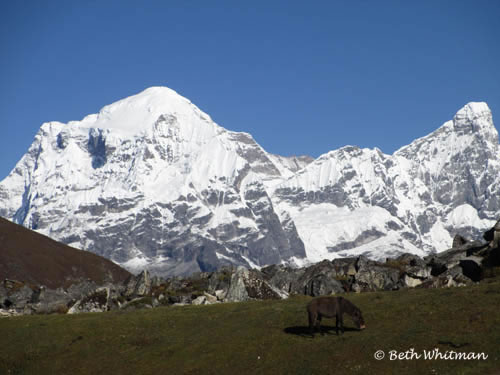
[0,217,131,288]
[1,276,500,375]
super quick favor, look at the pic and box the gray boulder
[425,240,486,279]
[66,280,99,299]
[206,267,233,295]
[483,219,500,244]
[423,265,476,288]
[68,287,111,314]
[124,270,152,297]
[7,285,35,310]
[225,267,287,302]
[452,234,469,248]
[345,256,403,292]
[352,264,401,292]
[261,264,304,294]
[302,274,344,296]
[192,295,207,305]
[119,297,154,311]
[203,292,218,304]
[32,287,72,314]
[389,253,432,287]
[290,259,351,296]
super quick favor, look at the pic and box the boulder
[452,234,469,248]
[225,267,251,302]
[203,292,218,304]
[0,285,8,308]
[331,257,358,277]
[124,270,152,297]
[119,297,154,310]
[483,219,500,244]
[353,257,401,291]
[261,264,304,294]
[390,253,432,287]
[151,276,165,288]
[68,287,110,314]
[431,265,475,288]
[289,259,350,296]
[167,294,192,305]
[32,287,72,314]
[225,267,287,302]
[192,296,207,305]
[394,253,427,268]
[206,267,233,295]
[425,240,486,277]
[66,280,99,299]
[404,274,425,288]
[302,274,344,296]
[0,309,20,317]
[7,285,35,310]
[214,289,226,301]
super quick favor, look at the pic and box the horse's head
[352,309,366,330]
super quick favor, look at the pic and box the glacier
[0,87,498,276]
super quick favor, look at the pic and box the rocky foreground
[1,220,499,317]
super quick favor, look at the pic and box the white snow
[446,204,495,231]
[0,86,498,274]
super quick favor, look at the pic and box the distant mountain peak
[451,101,497,144]
[0,90,498,276]
[74,86,212,137]
[454,101,491,121]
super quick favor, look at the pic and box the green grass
[1,278,500,375]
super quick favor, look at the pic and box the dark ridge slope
[0,217,131,288]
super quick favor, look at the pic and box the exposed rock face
[68,287,111,314]
[272,102,499,263]
[2,218,500,317]
[4,212,496,317]
[124,270,151,297]
[453,234,469,248]
[351,256,401,292]
[0,87,307,276]
[225,267,288,302]
[32,287,73,314]
[0,86,498,276]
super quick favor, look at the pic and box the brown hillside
[0,217,131,288]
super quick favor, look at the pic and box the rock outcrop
[2,219,500,316]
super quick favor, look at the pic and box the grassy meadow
[1,276,500,375]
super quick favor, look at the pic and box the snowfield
[0,87,498,275]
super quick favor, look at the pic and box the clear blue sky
[1,0,499,180]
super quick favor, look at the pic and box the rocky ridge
[0,87,499,276]
[2,219,499,317]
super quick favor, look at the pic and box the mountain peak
[454,101,491,121]
[451,101,497,145]
[79,86,211,136]
[1,91,499,276]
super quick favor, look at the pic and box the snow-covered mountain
[0,87,498,276]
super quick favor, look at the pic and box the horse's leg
[335,315,339,335]
[316,314,323,336]
[308,311,317,338]
[339,313,344,335]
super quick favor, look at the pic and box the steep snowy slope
[270,102,499,262]
[0,87,307,276]
[0,87,498,276]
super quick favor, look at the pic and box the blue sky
[1,0,499,180]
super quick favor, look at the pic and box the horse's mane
[339,297,360,315]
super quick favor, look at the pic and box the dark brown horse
[307,296,366,337]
